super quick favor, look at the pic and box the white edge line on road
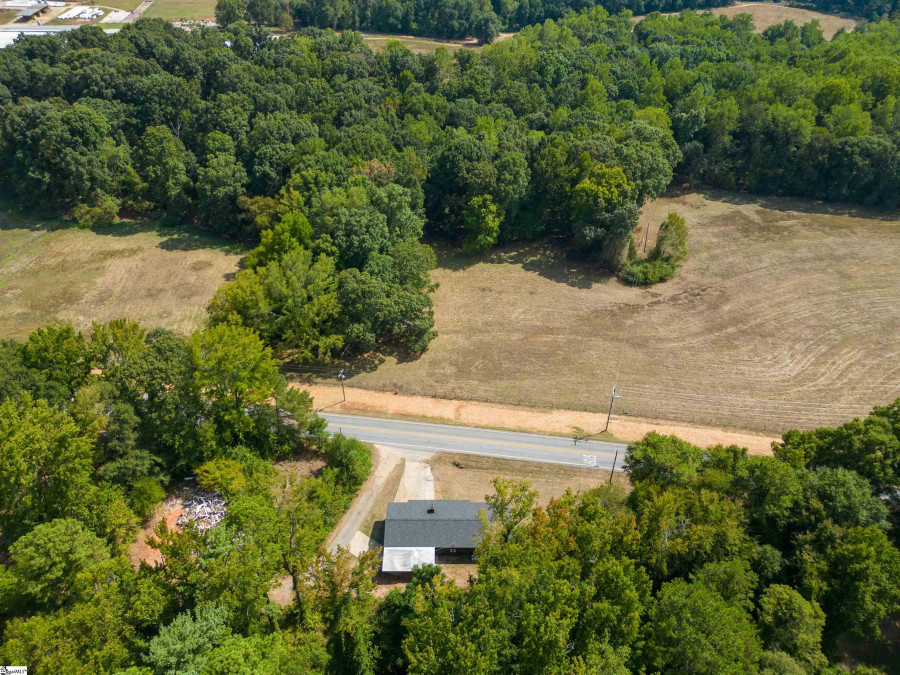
[346,440,624,471]
[331,423,622,457]
[321,412,627,450]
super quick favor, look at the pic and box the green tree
[462,194,503,253]
[736,457,803,544]
[190,325,282,449]
[639,579,762,675]
[134,126,192,223]
[246,0,275,24]
[325,435,373,490]
[624,432,704,487]
[215,0,247,24]
[8,518,109,609]
[90,318,146,377]
[0,394,95,542]
[757,584,827,670]
[652,212,688,262]
[634,487,751,582]
[314,548,381,675]
[148,604,231,675]
[196,140,248,235]
[0,590,137,673]
[803,466,889,531]
[209,248,343,361]
[823,526,900,640]
[776,412,900,490]
[22,324,90,393]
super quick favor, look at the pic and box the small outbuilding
[382,499,487,572]
[14,2,48,21]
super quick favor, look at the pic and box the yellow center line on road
[332,424,621,458]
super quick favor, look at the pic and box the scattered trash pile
[174,484,227,533]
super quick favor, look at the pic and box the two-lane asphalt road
[321,412,628,471]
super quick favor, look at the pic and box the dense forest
[287,0,899,40]
[1,13,898,357]
[0,320,374,672]
[0,320,898,672]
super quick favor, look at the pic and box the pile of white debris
[175,485,227,532]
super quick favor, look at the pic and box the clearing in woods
[355,31,494,53]
[694,2,857,38]
[0,207,243,340]
[336,190,900,434]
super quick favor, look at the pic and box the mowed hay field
[357,31,488,53]
[0,211,243,340]
[346,191,900,433]
[144,0,217,21]
[700,2,857,38]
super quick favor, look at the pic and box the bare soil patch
[429,452,629,506]
[332,191,898,434]
[0,211,243,340]
[127,497,185,568]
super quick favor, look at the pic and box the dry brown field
[0,209,244,340]
[699,2,857,38]
[357,31,488,53]
[341,191,900,433]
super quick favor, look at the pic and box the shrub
[621,258,677,285]
[196,458,248,498]
[73,193,120,229]
[128,477,166,520]
[325,435,372,490]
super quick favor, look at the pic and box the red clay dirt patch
[128,497,185,568]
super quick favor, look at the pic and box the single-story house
[382,499,488,572]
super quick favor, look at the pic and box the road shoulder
[298,383,777,454]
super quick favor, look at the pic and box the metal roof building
[14,2,48,21]
[382,500,487,572]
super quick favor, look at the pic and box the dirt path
[326,444,401,553]
[300,383,778,454]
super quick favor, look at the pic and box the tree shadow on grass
[434,240,611,290]
[687,187,900,222]
[85,218,248,255]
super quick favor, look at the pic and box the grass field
[696,2,857,38]
[144,0,217,21]
[0,8,19,24]
[430,452,628,506]
[341,191,900,433]
[356,31,491,53]
[0,207,243,340]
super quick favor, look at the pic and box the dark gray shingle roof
[384,500,487,548]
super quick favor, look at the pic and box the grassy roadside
[361,458,405,540]
[429,452,630,506]
[314,400,626,444]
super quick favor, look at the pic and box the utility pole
[337,368,346,403]
[642,221,651,253]
[604,385,622,432]
[609,447,619,483]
